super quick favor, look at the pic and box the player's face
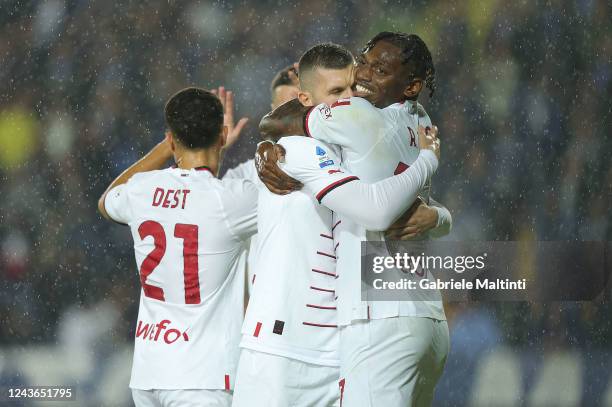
[271,85,299,109]
[299,65,355,107]
[353,40,413,108]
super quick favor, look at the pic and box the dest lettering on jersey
[151,187,191,209]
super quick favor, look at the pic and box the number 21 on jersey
[138,221,201,304]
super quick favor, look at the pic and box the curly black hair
[363,32,436,98]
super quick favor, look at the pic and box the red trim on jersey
[306,304,337,310]
[331,99,351,108]
[224,374,230,391]
[332,220,342,231]
[310,286,335,293]
[339,378,346,407]
[394,161,409,175]
[316,176,359,203]
[312,268,336,277]
[320,233,333,240]
[253,322,262,337]
[335,242,340,251]
[303,322,338,328]
[304,106,315,137]
[194,166,213,174]
[317,251,336,259]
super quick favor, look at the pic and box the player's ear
[403,80,423,99]
[165,130,176,152]
[297,90,312,107]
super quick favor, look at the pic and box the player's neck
[175,148,220,176]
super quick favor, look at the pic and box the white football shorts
[232,348,340,406]
[131,388,232,407]
[338,316,449,407]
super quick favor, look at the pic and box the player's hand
[385,197,438,240]
[211,86,249,149]
[418,125,440,161]
[255,141,303,195]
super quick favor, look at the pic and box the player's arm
[427,198,452,238]
[259,97,382,149]
[97,137,173,221]
[314,150,438,231]
[256,97,383,194]
[384,197,452,240]
[302,97,384,150]
[280,126,440,231]
[255,141,303,194]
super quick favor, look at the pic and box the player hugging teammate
[99,31,450,407]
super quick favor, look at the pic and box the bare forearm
[107,141,171,190]
[98,141,172,219]
[259,98,309,141]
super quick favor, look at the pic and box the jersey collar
[194,165,214,174]
[170,165,215,177]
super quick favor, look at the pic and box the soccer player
[232,43,442,407]
[222,66,301,294]
[98,88,257,407]
[257,33,450,406]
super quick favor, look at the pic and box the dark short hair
[270,65,298,94]
[298,43,354,81]
[164,87,223,149]
[363,32,436,97]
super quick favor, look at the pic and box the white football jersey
[223,158,261,294]
[223,158,259,184]
[104,166,257,390]
[305,97,446,325]
[240,137,358,367]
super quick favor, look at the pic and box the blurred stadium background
[0,1,610,406]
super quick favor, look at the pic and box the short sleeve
[218,179,258,240]
[304,97,386,153]
[104,184,131,225]
[278,136,359,203]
